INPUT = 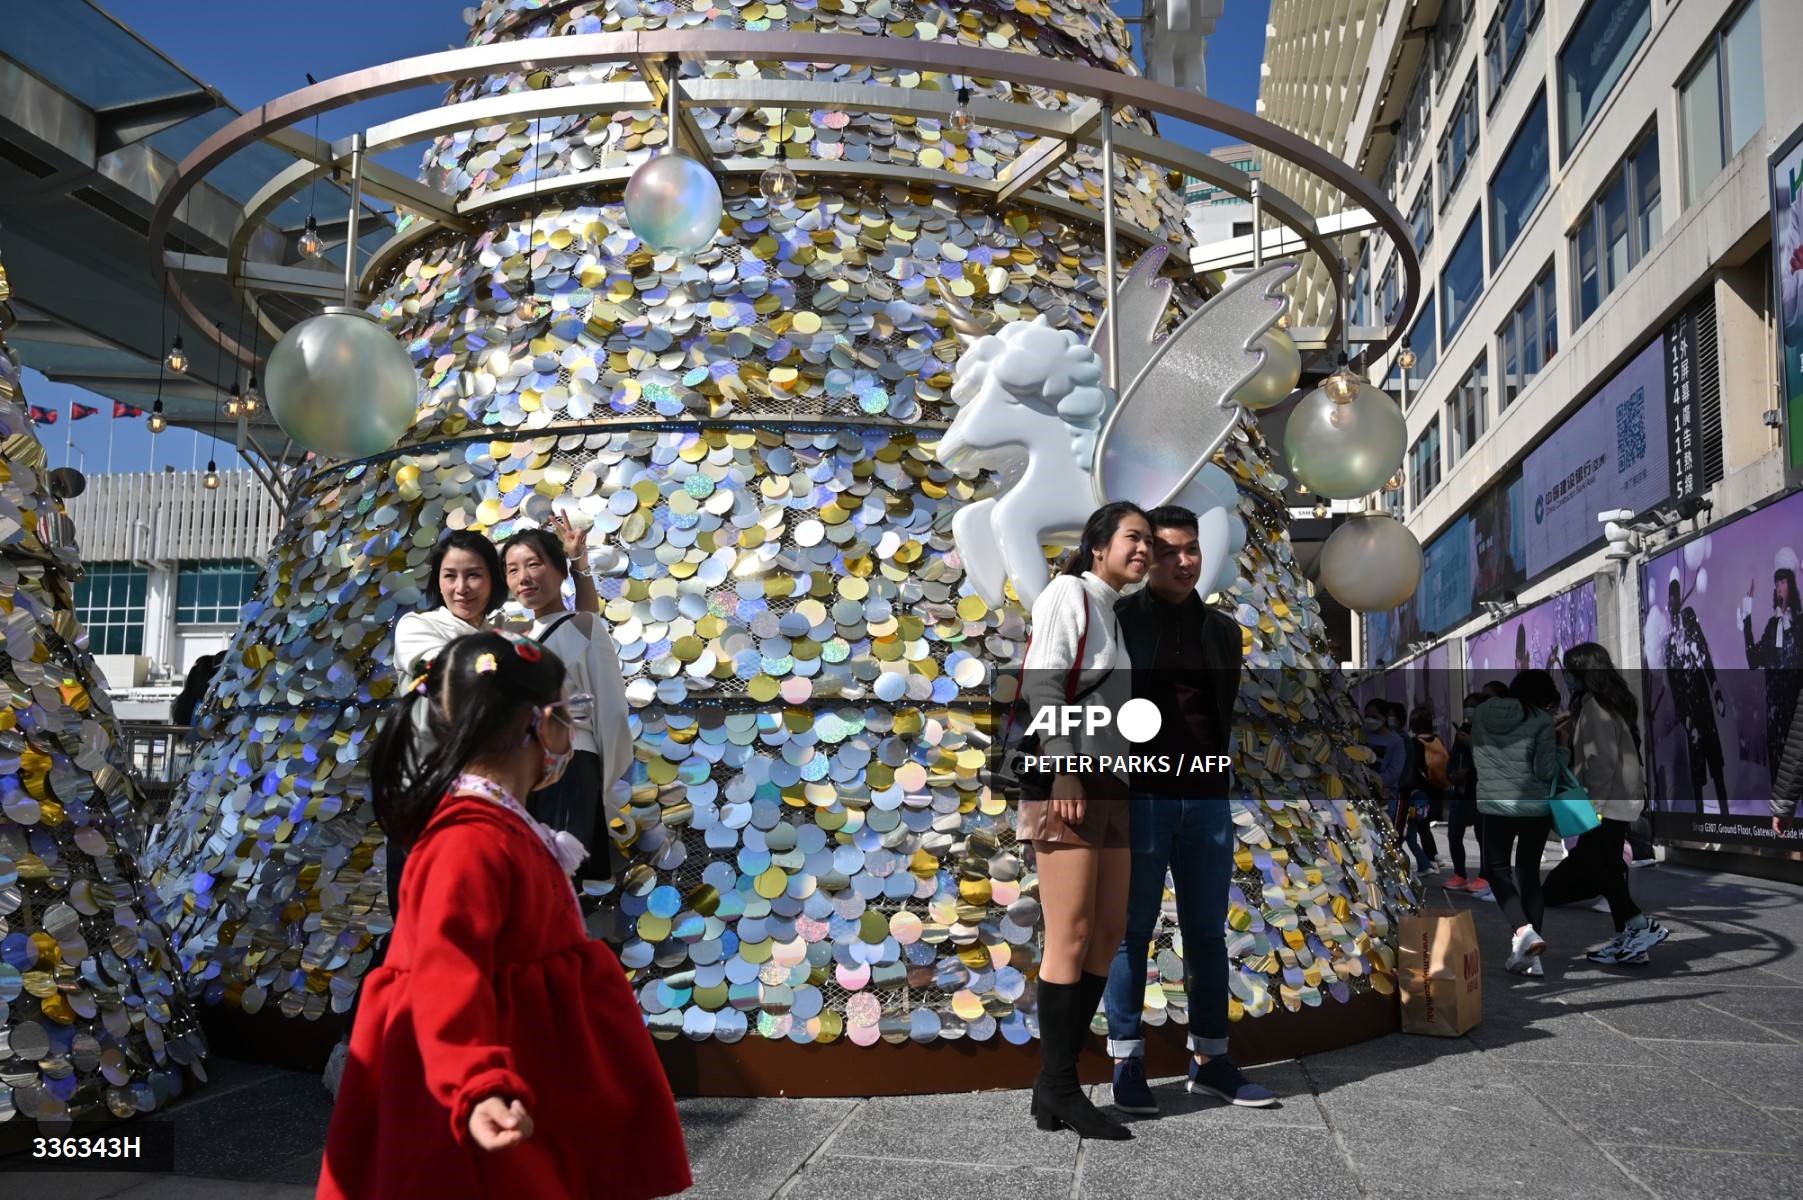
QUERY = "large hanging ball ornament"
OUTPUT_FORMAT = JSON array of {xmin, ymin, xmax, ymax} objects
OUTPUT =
[
  {"xmin": 1318, "ymin": 513, "xmax": 1424, "ymax": 612},
  {"xmin": 1234, "ymin": 329, "xmax": 1302, "ymax": 410},
  {"xmin": 624, "ymin": 152, "xmax": 723, "ymax": 256},
  {"xmin": 264, "ymin": 307, "xmax": 418, "ymax": 460},
  {"xmin": 1283, "ymin": 381, "xmax": 1407, "ymax": 499}
]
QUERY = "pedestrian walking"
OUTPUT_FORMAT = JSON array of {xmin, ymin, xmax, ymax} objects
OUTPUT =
[
  {"xmin": 1543, "ymin": 643, "xmax": 1670, "ymax": 964},
  {"xmin": 502, "ymin": 520, "xmax": 634, "ymax": 900},
  {"xmin": 1405, "ymin": 705, "xmax": 1447, "ymax": 874},
  {"xmin": 1471, "ymin": 670, "xmax": 1567, "ymax": 976},
  {"xmin": 1362, "ymin": 697, "xmax": 1408, "ymax": 840},
  {"xmin": 1019, "ymin": 501, "xmax": 1149, "ymax": 1141},
  {"xmin": 1102, "ymin": 506, "xmax": 1274, "ymax": 1117},
  {"xmin": 1444, "ymin": 691, "xmax": 1493, "ymax": 899},
  {"xmin": 318, "ymin": 631, "xmax": 691, "ymax": 1199}
]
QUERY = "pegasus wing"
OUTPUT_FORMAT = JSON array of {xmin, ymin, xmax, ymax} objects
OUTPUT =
[
  {"xmin": 1093, "ymin": 261, "xmax": 1296, "ymax": 510},
  {"xmin": 1089, "ymin": 244, "xmax": 1176, "ymax": 393}
]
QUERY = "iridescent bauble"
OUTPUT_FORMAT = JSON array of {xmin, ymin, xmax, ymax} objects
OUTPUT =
[
  {"xmin": 264, "ymin": 307, "xmax": 419, "ymax": 460},
  {"xmin": 760, "ymin": 164, "xmax": 798, "ymax": 205},
  {"xmin": 1282, "ymin": 381, "xmax": 1406, "ymax": 499},
  {"xmin": 1318, "ymin": 514, "xmax": 1424, "ymax": 612},
  {"xmin": 1233, "ymin": 329, "xmax": 1301, "ymax": 410},
  {"xmin": 624, "ymin": 152, "xmax": 723, "ymax": 256}
]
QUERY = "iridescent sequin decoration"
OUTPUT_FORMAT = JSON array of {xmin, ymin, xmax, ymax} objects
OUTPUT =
[
  {"xmin": 0, "ymin": 252, "xmax": 206, "ymax": 1125},
  {"xmin": 142, "ymin": 0, "xmax": 1415, "ymax": 1050}
]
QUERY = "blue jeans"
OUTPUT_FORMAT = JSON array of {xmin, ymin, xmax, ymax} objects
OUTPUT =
[{"xmin": 1104, "ymin": 792, "xmax": 1233, "ymax": 1059}]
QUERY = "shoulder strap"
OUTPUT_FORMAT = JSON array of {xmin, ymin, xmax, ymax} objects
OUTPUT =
[
  {"xmin": 535, "ymin": 612, "xmax": 578, "ymax": 645},
  {"xmin": 1065, "ymin": 592, "xmax": 1090, "ymax": 704}
]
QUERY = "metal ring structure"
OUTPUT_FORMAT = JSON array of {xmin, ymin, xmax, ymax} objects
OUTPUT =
[{"xmin": 147, "ymin": 31, "xmax": 1419, "ymax": 375}]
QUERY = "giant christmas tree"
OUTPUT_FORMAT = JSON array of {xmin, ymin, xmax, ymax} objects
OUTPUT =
[
  {"xmin": 143, "ymin": 0, "xmax": 1413, "ymax": 1053},
  {"xmin": 0, "ymin": 248, "xmax": 206, "ymax": 1127}
]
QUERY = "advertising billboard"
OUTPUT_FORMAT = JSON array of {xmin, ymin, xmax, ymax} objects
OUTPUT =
[
  {"xmin": 1522, "ymin": 342, "xmax": 1670, "ymax": 577},
  {"xmin": 1466, "ymin": 580, "xmax": 1600, "ymax": 691},
  {"xmin": 1639, "ymin": 488, "xmax": 1803, "ymax": 849},
  {"xmin": 1773, "ymin": 125, "xmax": 1803, "ymax": 470}
]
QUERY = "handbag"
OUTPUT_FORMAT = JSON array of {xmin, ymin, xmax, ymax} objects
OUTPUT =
[{"xmin": 1547, "ymin": 766, "xmax": 1601, "ymax": 838}]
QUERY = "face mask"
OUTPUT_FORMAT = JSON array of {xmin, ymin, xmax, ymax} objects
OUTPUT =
[
  {"xmin": 1563, "ymin": 669, "xmax": 1582, "ymax": 696},
  {"xmin": 530, "ymin": 714, "xmax": 575, "ymax": 788},
  {"xmin": 1363, "ymin": 716, "xmax": 1385, "ymax": 733}
]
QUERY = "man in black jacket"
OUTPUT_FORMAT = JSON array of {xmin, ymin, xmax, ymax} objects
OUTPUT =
[{"xmin": 1102, "ymin": 505, "xmax": 1274, "ymax": 1115}]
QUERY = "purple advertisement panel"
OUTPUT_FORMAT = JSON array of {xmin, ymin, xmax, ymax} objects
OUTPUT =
[
  {"xmin": 1523, "ymin": 341, "xmax": 1670, "ymax": 577},
  {"xmin": 1466, "ymin": 580, "xmax": 1599, "ymax": 692},
  {"xmin": 1639, "ymin": 489, "xmax": 1803, "ymax": 849}
]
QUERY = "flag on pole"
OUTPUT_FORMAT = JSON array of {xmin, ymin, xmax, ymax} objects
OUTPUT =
[
  {"xmin": 28, "ymin": 405, "xmax": 56, "ymax": 424},
  {"xmin": 70, "ymin": 402, "xmax": 99, "ymax": 420},
  {"xmin": 113, "ymin": 402, "xmax": 145, "ymax": 418}
]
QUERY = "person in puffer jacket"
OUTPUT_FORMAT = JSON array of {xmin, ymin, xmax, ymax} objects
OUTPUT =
[{"xmin": 1471, "ymin": 670, "xmax": 1568, "ymax": 977}]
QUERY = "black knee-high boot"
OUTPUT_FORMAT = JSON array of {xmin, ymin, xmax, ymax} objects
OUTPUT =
[{"xmin": 1032, "ymin": 980, "xmax": 1131, "ymax": 1139}]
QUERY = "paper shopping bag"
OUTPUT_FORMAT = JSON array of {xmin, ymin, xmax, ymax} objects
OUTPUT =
[{"xmin": 1398, "ymin": 909, "xmax": 1482, "ymax": 1037}]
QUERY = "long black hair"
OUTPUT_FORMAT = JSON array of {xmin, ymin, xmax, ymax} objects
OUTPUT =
[
  {"xmin": 371, "ymin": 631, "xmax": 567, "ymax": 849},
  {"xmin": 423, "ymin": 530, "xmax": 505, "ymax": 614},
  {"xmin": 1564, "ymin": 641, "xmax": 1641, "ymax": 749},
  {"xmin": 1507, "ymin": 668, "xmax": 1561, "ymax": 718},
  {"xmin": 1059, "ymin": 500, "xmax": 1149, "ymax": 577},
  {"xmin": 501, "ymin": 526, "xmax": 569, "ymax": 583}
]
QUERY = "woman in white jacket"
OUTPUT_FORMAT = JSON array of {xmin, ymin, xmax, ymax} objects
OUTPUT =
[
  {"xmin": 1019, "ymin": 501, "xmax": 1150, "ymax": 1141},
  {"xmin": 502, "ymin": 523, "xmax": 634, "ymax": 900},
  {"xmin": 1543, "ymin": 643, "xmax": 1670, "ymax": 965}
]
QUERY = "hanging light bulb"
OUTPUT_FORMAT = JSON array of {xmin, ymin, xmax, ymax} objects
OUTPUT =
[
  {"xmin": 1296, "ymin": 481, "xmax": 1310, "ymax": 496},
  {"xmin": 1324, "ymin": 355, "xmax": 1361, "ymax": 404},
  {"xmin": 299, "ymin": 214, "xmax": 323, "ymax": 259},
  {"xmin": 951, "ymin": 86, "xmax": 974, "ymax": 133},
  {"xmin": 165, "ymin": 336, "xmax": 188, "ymax": 374},
  {"xmin": 1276, "ymin": 311, "xmax": 1291, "ymax": 330},
  {"xmin": 147, "ymin": 401, "xmax": 167, "ymax": 435},
  {"xmin": 1384, "ymin": 469, "xmax": 1405, "ymax": 492},
  {"xmin": 1313, "ymin": 501, "xmax": 1330, "ymax": 520},
  {"xmin": 242, "ymin": 376, "xmax": 261, "ymax": 414},
  {"xmin": 204, "ymin": 460, "xmax": 221, "ymax": 490},
  {"xmin": 517, "ymin": 293, "xmax": 545, "ymax": 321},
  {"xmin": 225, "ymin": 383, "xmax": 243, "ymax": 419},
  {"xmin": 1399, "ymin": 346, "xmax": 1417, "ymax": 370},
  {"xmin": 760, "ymin": 163, "xmax": 798, "ymax": 206}
]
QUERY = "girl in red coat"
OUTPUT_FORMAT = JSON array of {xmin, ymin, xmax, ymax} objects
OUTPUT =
[{"xmin": 318, "ymin": 631, "xmax": 691, "ymax": 1199}]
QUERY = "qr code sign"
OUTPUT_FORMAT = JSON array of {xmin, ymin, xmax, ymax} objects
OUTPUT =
[{"xmin": 1616, "ymin": 387, "xmax": 1646, "ymax": 470}]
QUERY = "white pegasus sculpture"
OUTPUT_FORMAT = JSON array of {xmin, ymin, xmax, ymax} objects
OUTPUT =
[{"xmin": 936, "ymin": 247, "xmax": 1297, "ymax": 609}]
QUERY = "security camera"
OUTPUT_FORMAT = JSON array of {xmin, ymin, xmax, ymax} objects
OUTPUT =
[{"xmin": 1596, "ymin": 509, "xmax": 1636, "ymax": 525}]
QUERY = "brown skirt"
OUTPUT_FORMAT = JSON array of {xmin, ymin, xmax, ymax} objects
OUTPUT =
[{"xmin": 1017, "ymin": 773, "xmax": 1131, "ymax": 848}]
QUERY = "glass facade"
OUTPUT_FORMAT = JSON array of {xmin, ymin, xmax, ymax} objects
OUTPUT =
[
  {"xmin": 1500, "ymin": 263, "xmax": 1558, "ymax": 407},
  {"xmin": 75, "ymin": 563, "xmax": 147, "ymax": 656},
  {"xmin": 1449, "ymin": 353, "xmax": 1491, "ymax": 461},
  {"xmin": 176, "ymin": 561, "xmax": 260, "ymax": 624},
  {"xmin": 1410, "ymin": 419, "xmax": 1443, "ymax": 506},
  {"xmin": 1485, "ymin": 0, "xmax": 1543, "ymax": 106},
  {"xmin": 1441, "ymin": 217, "xmax": 1486, "ymax": 344},
  {"xmin": 1572, "ymin": 129, "xmax": 1661, "ymax": 325},
  {"xmin": 1490, "ymin": 91, "xmax": 1549, "ymax": 266},
  {"xmin": 1439, "ymin": 72, "xmax": 1480, "ymax": 207},
  {"xmin": 1410, "ymin": 186, "xmax": 1433, "ymax": 254},
  {"xmin": 1408, "ymin": 295, "xmax": 1439, "ymax": 387},
  {"xmin": 1680, "ymin": 1, "xmax": 1765, "ymax": 202},
  {"xmin": 1558, "ymin": 0, "xmax": 1652, "ymax": 155}
]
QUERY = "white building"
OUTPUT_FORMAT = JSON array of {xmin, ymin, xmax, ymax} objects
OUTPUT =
[
  {"xmin": 63, "ymin": 469, "xmax": 283, "ymax": 718},
  {"xmin": 1262, "ymin": 0, "xmax": 1799, "ymax": 669},
  {"xmin": 1183, "ymin": 142, "xmax": 1264, "ymax": 267}
]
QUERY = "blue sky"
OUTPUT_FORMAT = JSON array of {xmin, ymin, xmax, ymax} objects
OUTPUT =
[{"xmin": 29, "ymin": 0, "xmax": 1271, "ymax": 475}]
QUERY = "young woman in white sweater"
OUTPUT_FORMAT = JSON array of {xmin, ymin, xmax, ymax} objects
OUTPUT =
[
  {"xmin": 1543, "ymin": 643, "xmax": 1669, "ymax": 964},
  {"xmin": 1020, "ymin": 501, "xmax": 1150, "ymax": 1140}
]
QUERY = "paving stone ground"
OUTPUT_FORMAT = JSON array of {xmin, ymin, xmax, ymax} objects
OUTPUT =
[{"xmin": 13, "ymin": 839, "xmax": 1803, "ymax": 1199}]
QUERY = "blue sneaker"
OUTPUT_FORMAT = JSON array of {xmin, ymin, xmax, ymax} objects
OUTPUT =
[
  {"xmin": 1110, "ymin": 1056, "xmax": 1158, "ymax": 1116},
  {"xmin": 1188, "ymin": 1057, "xmax": 1277, "ymax": 1107}
]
